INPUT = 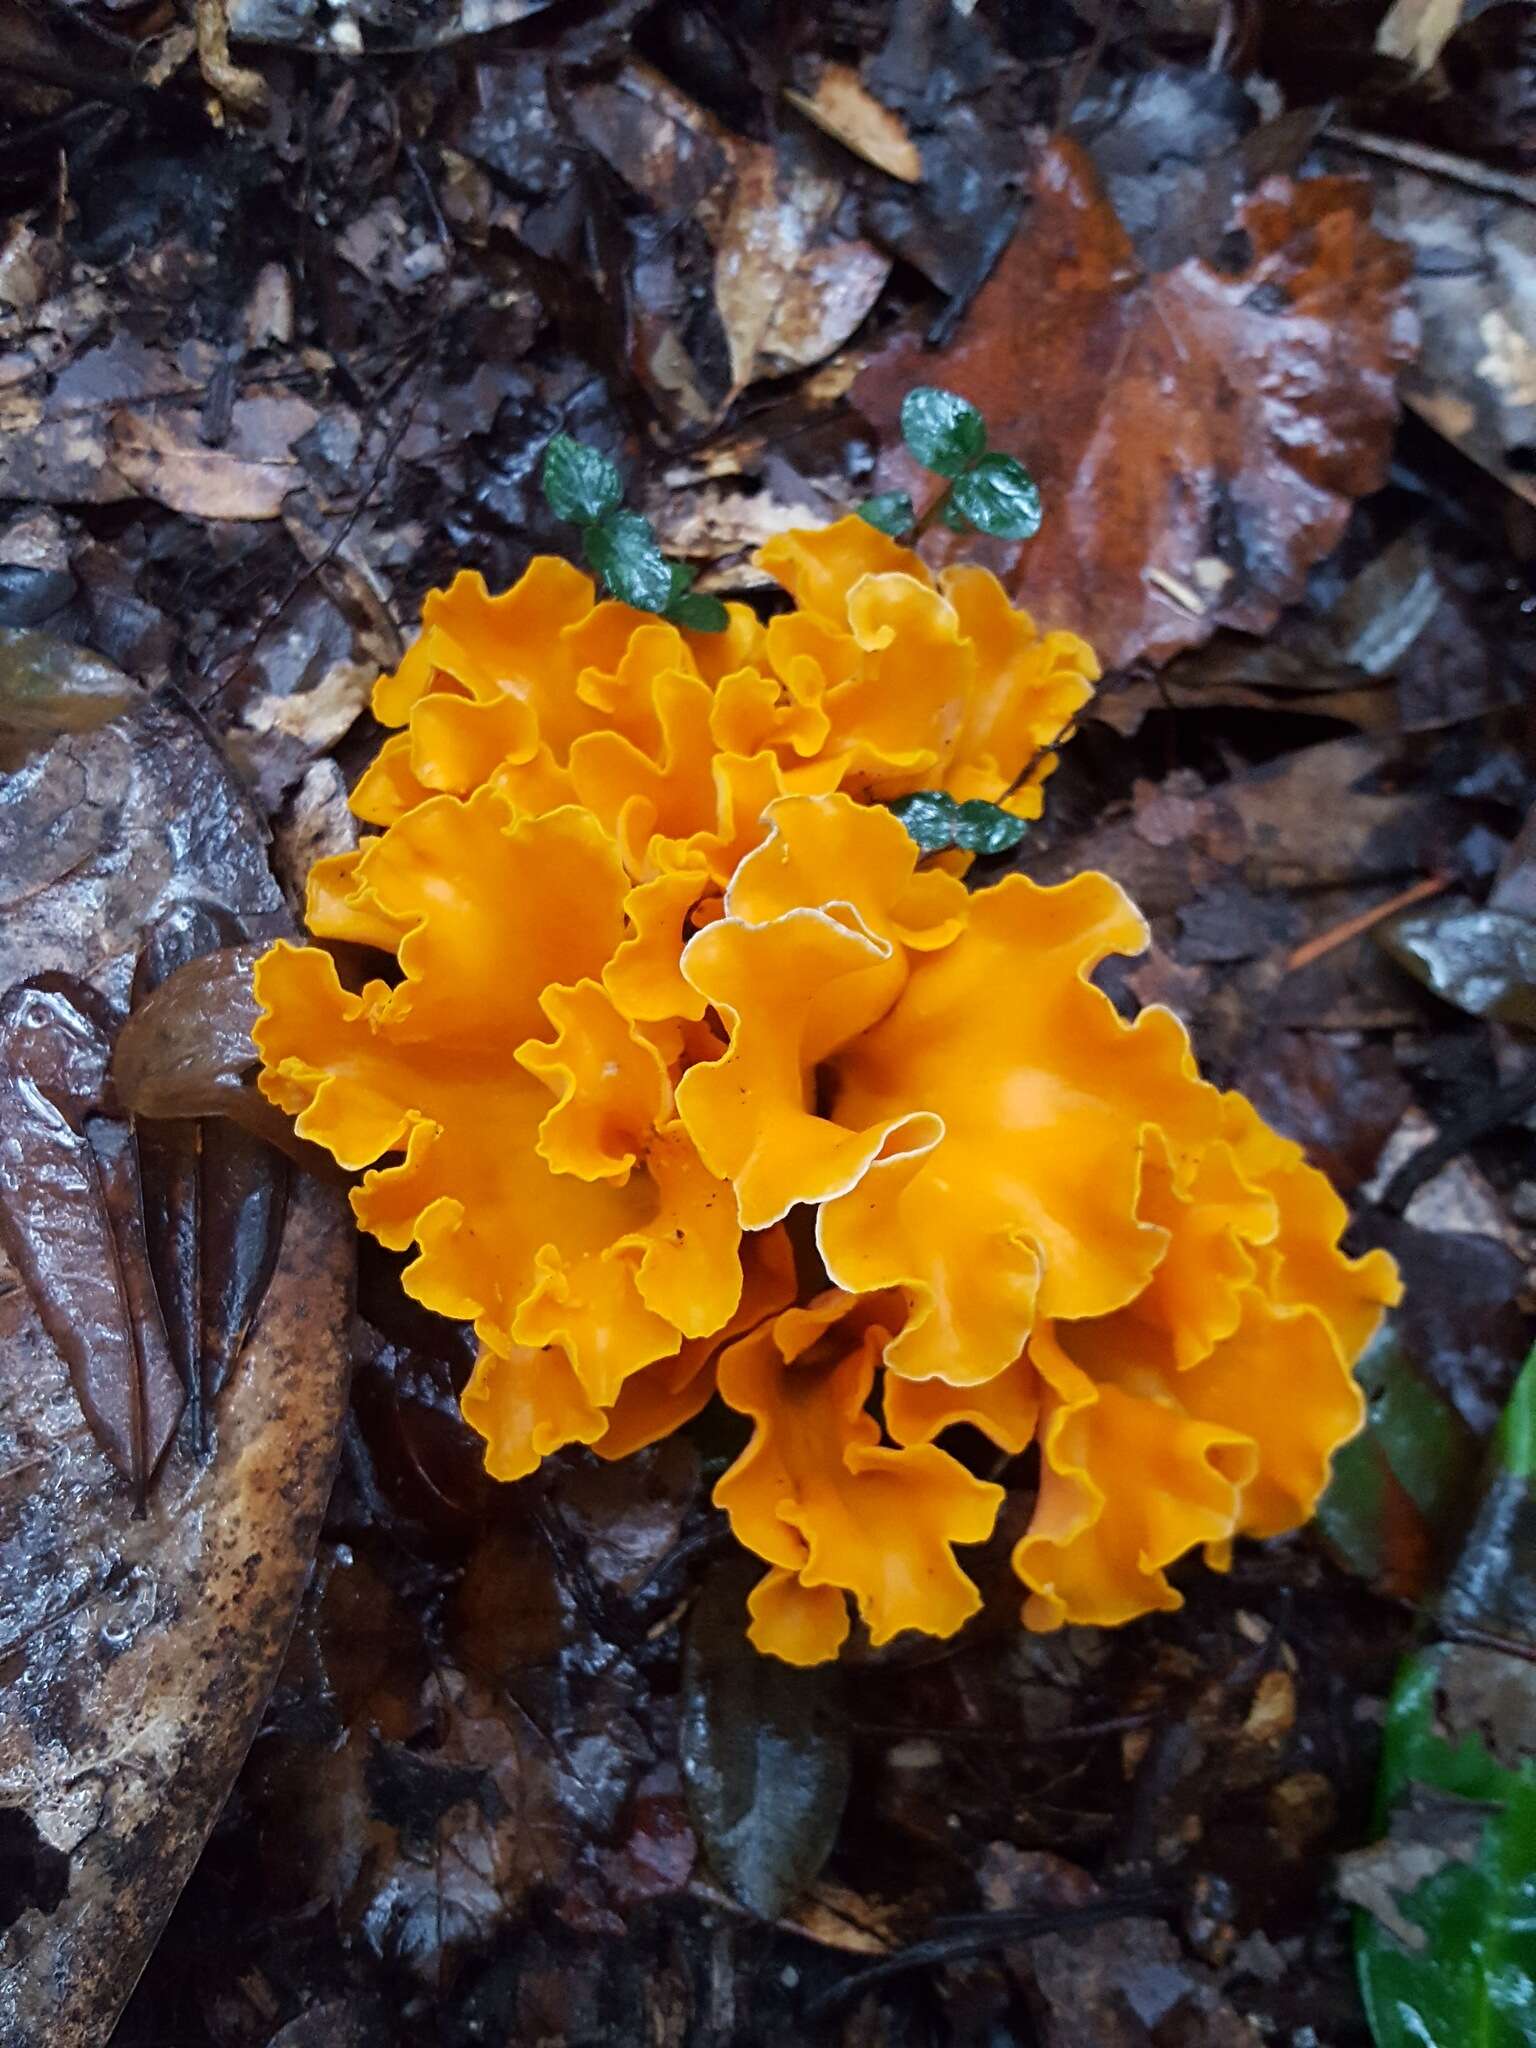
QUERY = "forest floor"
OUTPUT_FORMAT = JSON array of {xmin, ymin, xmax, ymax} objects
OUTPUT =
[{"xmin": 1, "ymin": 2, "xmax": 1534, "ymax": 2044}]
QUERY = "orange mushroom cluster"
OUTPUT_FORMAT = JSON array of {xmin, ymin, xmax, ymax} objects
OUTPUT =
[{"xmin": 254, "ymin": 518, "xmax": 1400, "ymax": 1662}]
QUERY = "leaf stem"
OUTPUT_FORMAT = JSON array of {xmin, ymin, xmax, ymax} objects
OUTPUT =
[{"xmin": 910, "ymin": 485, "xmax": 954, "ymax": 540}]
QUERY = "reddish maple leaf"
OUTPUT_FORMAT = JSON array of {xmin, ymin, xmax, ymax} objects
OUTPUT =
[{"xmin": 855, "ymin": 137, "xmax": 1418, "ymax": 672}]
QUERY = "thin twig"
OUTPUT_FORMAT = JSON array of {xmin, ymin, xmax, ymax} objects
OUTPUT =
[
  {"xmin": 1436, "ymin": 1619, "xmax": 1536, "ymax": 1666},
  {"xmin": 1284, "ymin": 873, "xmax": 1449, "ymax": 975},
  {"xmin": 805, "ymin": 1889, "xmax": 1168, "ymax": 2015},
  {"xmin": 1379, "ymin": 1067, "xmax": 1536, "ymax": 1216},
  {"xmin": 1325, "ymin": 124, "xmax": 1536, "ymax": 209}
]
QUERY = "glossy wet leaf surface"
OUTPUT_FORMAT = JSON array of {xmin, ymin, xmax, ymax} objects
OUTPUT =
[
  {"xmin": 0, "ymin": 976, "xmax": 182, "ymax": 1496},
  {"xmin": 1380, "ymin": 900, "xmax": 1536, "ymax": 1030},
  {"xmin": 680, "ymin": 1559, "xmax": 851, "ymax": 1920},
  {"xmin": 1318, "ymin": 1323, "xmax": 1481, "ymax": 1601},
  {"xmin": 856, "ymin": 137, "xmax": 1416, "ymax": 670},
  {"xmin": 0, "ymin": 629, "xmax": 142, "ymax": 771},
  {"xmin": 0, "ymin": 700, "xmax": 352, "ymax": 2048},
  {"xmin": 3, "ymin": 5, "xmax": 1536, "ymax": 2043},
  {"xmin": 131, "ymin": 903, "xmax": 287, "ymax": 1454}
]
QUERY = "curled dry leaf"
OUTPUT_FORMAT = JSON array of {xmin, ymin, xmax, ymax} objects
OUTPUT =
[
  {"xmin": 132, "ymin": 903, "xmax": 288, "ymax": 1455},
  {"xmin": 855, "ymin": 137, "xmax": 1417, "ymax": 671},
  {"xmin": 0, "ymin": 975, "xmax": 182, "ymax": 1499}
]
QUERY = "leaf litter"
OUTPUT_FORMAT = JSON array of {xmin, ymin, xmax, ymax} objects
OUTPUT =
[{"xmin": 0, "ymin": 2, "xmax": 1532, "ymax": 2045}]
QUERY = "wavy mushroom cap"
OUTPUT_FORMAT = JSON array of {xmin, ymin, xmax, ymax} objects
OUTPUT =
[{"xmin": 253, "ymin": 525, "xmax": 1397, "ymax": 1662}]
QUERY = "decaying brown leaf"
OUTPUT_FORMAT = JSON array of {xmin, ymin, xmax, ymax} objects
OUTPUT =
[
  {"xmin": 0, "ymin": 700, "xmax": 351, "ymax": 2048},
  {"xmin": 784, "ymin": 63, "xmax": 923, "ymax": 183},
  {"xmin": 856, "ymin": 138, "xmax": 1418, "ymax": 671},
  {"xmin": 131, "ymin": 904, "xmax": 287, "ymax": 1455},
  {"xmin": 0, "ymin": 628, "xmax": 143, "ymax": 770},
  {"xmin": 0, "ymin": 976, "xmax": 182, "ymax": 1497},
  {"xmin": 109, "ymin": 395, "xmax": 318, "ymax": 522}
]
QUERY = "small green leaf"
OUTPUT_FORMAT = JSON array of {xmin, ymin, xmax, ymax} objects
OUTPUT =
[
  {"xmin": 950, "ymin": 452, "xmax": 1044, "ymax": 541},
  {"xmin": 888, "ymin": 791, "xmax": 961, "ymax": 854},
  {"xmin": 899, "ymin": 388, "xmax": 987, "ymax": 478},
  {"xmin": 889, "ymin": 791, "xmax": 1029, "ymax": 857},
  {"xmin": 952, "ymin": 799, "xmax": 1030, "ymax": 855},
  {"xmin": 583, "ymin": 509, "xmax": 674, "ymax": 615},
  {"xmin": 669, "ymin": 591, "xmax": 731, "ymax": 633},
  {"xmin": 856, "ymin": 492, "xmax": 916, "ymax": 537},
  {"xmin": 939, "ymin": 497, "xmax": 970, "ymax": 533},
  {"xmin": 541, "ymin": 433, "xmax": 623, "ymax": 527},
  {"xmin": 1353, "ymin": 1348, "xmax": 1536, "ymax": 2048}
]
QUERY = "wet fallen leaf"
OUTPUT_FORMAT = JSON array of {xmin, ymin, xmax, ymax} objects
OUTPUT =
[
  {"xmin": 714, "ymin": 144, "xmax": 890, "ymax": 396},
  {"xmin": 0, "ymin": 700, "xmax": 351, "ymax": 2048},
  {"xmin": 132, "ymin": 903, "xmax": 287, "ymax": 1455},
  {"xmin": 0, "ymin": 628, "xmax": 142, "ymax": 771},
  {"xmin": 112, "ymin": 941, "xmax": 335, "ymax": 1173},
  {"xmin": 244, "ymin": 658, "xmax": 375, "ymax": 752},
  {"xmin": 109, "ymin": 396, "xmax": 318, "ymax": 523},
  {"xmin": 0, "ymin": 696, "xmax": 287, "ymax": 998},
  {"xmin": 680, "ymin": 1558, "xmax": 851, "ymax": 1920},
  {"xmin": 1380, "ymin": 898, "xmax": 1536, "ymax": 1029},
  {"xmin": 1318, "ymin": 1323, "xmax": 1481, "ymax": 1600},
  {"xmin": 1354, "ymin": 1350, "xmax": 1536, "ymax": 2048},
  {"xmin": 783, "ymin": 63, "xmax": 923, "ymax": 183},
  {"xmin": 1376, "ymin": 0, "xmax": 1469, "ymax": 72},
  {"xmin": 226, "ymin": 0, "xmax": 555, "ymax": 48},
  {"xmin": 0, "ymin": 975, "xmax": 182, "ymax": 1497},
  {"xmin": 856, "ymin": 138, "xmax": 1417, "ymax": 670}
]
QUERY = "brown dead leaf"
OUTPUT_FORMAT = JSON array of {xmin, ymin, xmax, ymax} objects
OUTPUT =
[
  {"xmin": 195, "ymin": 0, "xmax": 270, "ymax": 119},
  {"xmin": 855, "ymin": 138, "xmax": 1417, "ymax": 671},
  {"xmin": 0, "ymin": 700, "xmax": 351, "ymax": 2047},
  {"xmin": 110, "ymin": 395, "xmax": 318, "ymax": 522},
  {"xmin": 711, "ymin": 145, "xmax": 889, "ymax": 400},
  {"xmin": 245, "ymin": 658, "xmax": 374, "ymax": 750},
  {"xmin": 784, "ymin": 63, "xmax": 922, "ymax": 183}
]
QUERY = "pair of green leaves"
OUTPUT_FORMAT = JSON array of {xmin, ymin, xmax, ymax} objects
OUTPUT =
[
  {"xmin": 888, "ymin": 789, "xmax": 1029, "ymax": 857},
  {"xmin": 541, "ymin": 435, "xmax": 728, "ymax": 633},
  {"xmin": 859, "ymin": 388, "xmax": 1043, "ymax": 544}
]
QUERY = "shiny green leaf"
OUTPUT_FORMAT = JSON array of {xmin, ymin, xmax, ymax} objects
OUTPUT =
[
  {"xmin": 952, "ymin": 799, "xmax": 1030, "ymax": 855},
  {"xmin": 856, "ymin": 492, "xmax": 916, "ymax": 537},
  {"xmin": 583, "ymin": 509, "xmax": 674, "ymax": 615},
  {"xmin": 1317, "ymin": 1323, "xmax": 1480, "ymax": 1600},
  {"xmin": 899, "ymin": 387, "xmax": 986, "ymax": 478},
  {"xmin": 668, "ymin": 590, "xmax": 731, "ymax": 633},
  {"xmin": 950, "ymin": 452, "xmax": 1043, "ymax": 540},
  {"xmin": 540, "ymin": 433, "xmax": 623, "ymax": 526},
  {"xmin": 888, "ymin": 790, "xmax": 961, "ymax": 854}
]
